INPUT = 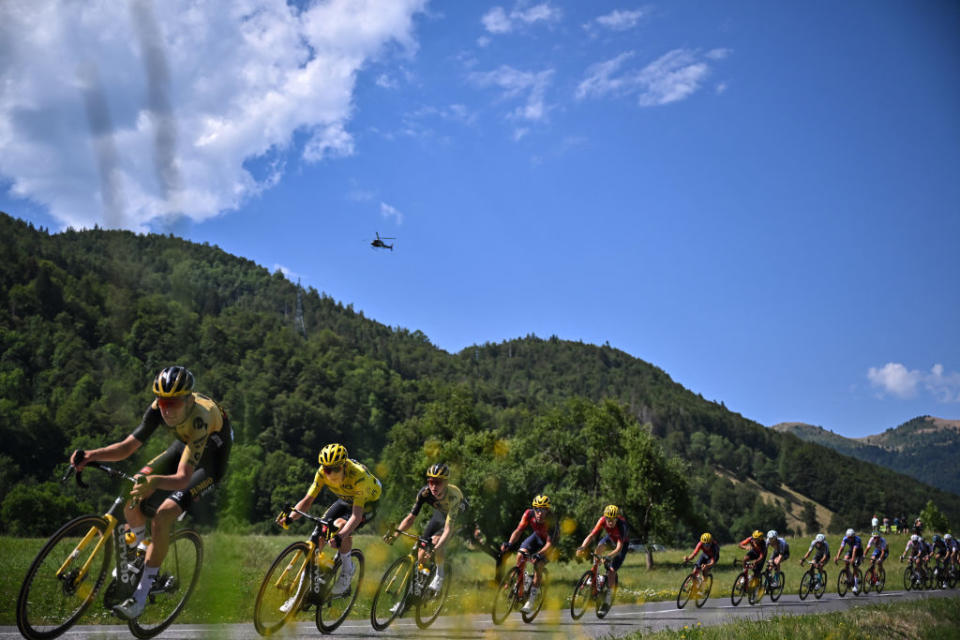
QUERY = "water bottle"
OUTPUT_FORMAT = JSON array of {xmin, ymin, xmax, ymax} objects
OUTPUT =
[{"xmin": 597, "ymin": 574, "xmax": 606, "ymax": 589}]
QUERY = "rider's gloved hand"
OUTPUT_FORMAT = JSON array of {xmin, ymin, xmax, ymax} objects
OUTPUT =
[
  {"xmin": 383, "ymin": 531, "xmax": 398, "ymax": 545},
  {"xmin": 275, "ymin": 512, "xmax": 290, "ymax": 529},
  {"xmin": 576, "ymin": 547, "xmax": 588, "ymax": 559}
]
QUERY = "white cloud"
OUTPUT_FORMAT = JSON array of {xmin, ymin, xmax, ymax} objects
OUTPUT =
[
  {"xmin": 576, "ymin": 48, "xmax": 723, "ymax": 107},
  {"xmin": 867, "ymin": 362, "xmax": 960, "ymax": 402},
  {"xmin": 0, "ymin": 0, "xmax": 427, "ymax": 231},
  {"xmin": 481, "ymin": 2, "xmax": 561, "ymax": 35},
  {"xmin": 469, "ymin": 65, "xmax": 555, "ymax": 132},
  {"xmin": 586, "ymin": 8, "xmax": 649, "ymax": 33},
  {"xmin": 380, "ymin": 201, "xmax": 404, "ymax": 224}
]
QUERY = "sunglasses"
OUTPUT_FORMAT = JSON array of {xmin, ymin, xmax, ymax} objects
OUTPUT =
[
  {"xmin": 427, "ymin": 477, "xmax": 445, "ymax": 485},
  {"xmin": 322, "ymin": 465, "xmax": 343, "ymax": 474},
  {"xmin": 157, "ymin": 396, "xmax": 185, "ymax": 410}
]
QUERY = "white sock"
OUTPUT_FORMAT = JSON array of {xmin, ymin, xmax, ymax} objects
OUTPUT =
[
  {"xmin": 134, "ymin": 566, "xmax": 159, "ymax": 605},
  {"xmin": 339, "ymin": 552, "xmax": 353, "ymax": 574}
]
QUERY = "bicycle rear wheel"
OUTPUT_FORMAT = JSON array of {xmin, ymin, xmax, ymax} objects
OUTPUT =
[
  {"xmin": 814, "ymin": 570, "xmax": 826, "ymax": 599},
  {"xmin": 491, "ymin": 566, "xmax": 519, "ymax": 625},
  {"xmin": 521, "ymin": 569, "xmax": 545, "ymax": 623},
  {"xmin": 317, "ymin": 549, "xmax": 363, "ymax": 634},
  {"xmin": 254, "ymin": 541, "xmax": 310, "ymax": 636},
  {"xmin": 17, "ymin": 515, "xmax": 112, "ymax": 640},
  {"xmin": 676, "ymin": 574, "xmax": 694, "ymax": 609},
  {"xmin": 128, "ymin": 529, "xmax": 202, "ymax": 639},
  {"xmin": 769, "ymin": 570, "xmax": 784, "ymax": 602},
  {"xmin": 415, "ymin": 562, "xmax": 450, "ymax": 629},
  {"xmin": 695, "ymin": 574, "xmax": 712, "ymax": 608},
  {"xmin": 876, "ymin": 567, "xmax": 885, "ymax": 593},
  {"xmin": 371, "ymin": 556, "xmax": 413, "ymax": 631},
  {"xmin": 852, "ymin": 568, "xmax": 863, "ymax": 596}
]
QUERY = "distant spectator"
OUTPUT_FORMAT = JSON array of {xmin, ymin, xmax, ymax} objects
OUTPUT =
[
  {"xmin": 893, "ymin": 517, "xmax": 900, "ymax": 534},
  {"xmin": 914, "ymin": 518, "xmax": 923, "ymax": 536},
  {"xmin": 871, "ymin": 514, "xmax": 879, "ymax": 531}
]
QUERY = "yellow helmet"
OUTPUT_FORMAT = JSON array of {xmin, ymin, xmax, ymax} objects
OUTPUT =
[
  {"xmin": 603, "ymin": 504, "xmax": 621, "ymax": 519},
  {"xmin": 701, "ymin": 532, "xmax": 713, "ymax": 544},
  {"xmin": 426, "ymin": 463, "xmax": 449, "ymax": 479},
  {"xmin": 152, "ymin": 366, "xmax": 194, "ymax": 398},
  {"xmin": 532, "ymin": 494, "xmax": 551, "ymax": 509},
  {"xmin": 318, "ymin": 443, "xmax": 348, "ymax": 467},
  {"xmin": 752, "ymin": 530, "xmax": 764, "ymax": 539}
]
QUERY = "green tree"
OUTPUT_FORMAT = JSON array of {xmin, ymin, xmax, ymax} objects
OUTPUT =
[{"xmin": 919, "ymin": 500, "xmax": 949, "ymax": 533}]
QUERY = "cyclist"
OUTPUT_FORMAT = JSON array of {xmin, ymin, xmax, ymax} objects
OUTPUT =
[
  {"xmin": 386, "ymin": 463, "xmax": 466, "ymax": 593},
  {"xmin": 945, "ymin": 533, "xmax": 958, "ymax": 567},
  {"xmin": 501, "ymin": 494, "xmax": 559, "ymax": 614},
  {"xmin": 278, "ymin": 443, "xmax": 382, "ymax": 600},
  {"xmin": 738, "ymin": 530, "xmax": 767, "ymax": 584},
  {"xmin": 682, "ymin": 532, "xmax": 720, "ymax": 582},
  {"xmin": 865, "ymin": 531, "xmax": 889, "ymax": 581},
  {"xmin": 800, "ymin": 533, "xmax": 830, "ymax": 580},
  {"xmin": 69, "ymin": 366, "xmax": 232, "ymax": 620},
  {"xmin": 930, "ymin": 534, "xmax": 949, "ymax": 580},
  {"xmin": 766, "ymin": 530, "xmax": 790, "ymax": 579},
  {"xmin": 900, "ymin": 534, "xmax": 923, "ymax": 568},
  {"xmin": 577, "ymin": 504, "xmax": 630, "ymax": 608},
  {"xmin": 834, "ymin": 528, "xmax": 864, "ymax": 593}
]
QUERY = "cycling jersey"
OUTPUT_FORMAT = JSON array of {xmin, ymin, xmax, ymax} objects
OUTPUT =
[
  {"xmin": 808, "ymin": 540, "xmax": 830, "ymax": 558},
  {"xmin": 589, "ymin": 516, "xmax": 629, "ymax": 547},
  {"xmin": 840, "ymin": 535, "xmax": 863, "ymax": 551},
  {"xmin": 409, "ymin": 484, "xmax": 466, "ymax": 528},
  {"xmin": 692, "ymin": 540, "xmax": 720, "ymax": 561},
  {"xmin": 307, "ymin": 458, "xmax": 382, "ymax": 507},
  {"xmin": 947, "ymin": 539, "xmax": 959, "ymax": 553},
  {"xmin": 770, "ymin": 538, "xmax": 790, "ymax": 557},
  {"xmin": 740, "ymin": 536, "xmax": 767, "ymax": 555},
  {"xmin": 133, "ymin": 393, "xmax": 227, "ymax": 469},
  {"xmin": 867, "ymin": 535, "xmax": 887, "ymax": 551},
  {"xmin": 904, "ymin": 539, "xmax": 922, "ymax": 557},
  {"xmin": 517, "ymin": 508, "xmax": 558, "ymax": 542}
]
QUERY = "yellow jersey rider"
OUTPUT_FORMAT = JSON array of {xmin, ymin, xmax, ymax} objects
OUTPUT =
[
  {"xmin": 70, "ymin": 366, "xmax": 232, "ymax": 620},
  {"xmin": 387, "ymin": 463, "xmax": 466, "ymax": 594},
  {"xmin": 278, "ymin": 443, "xmax": 382, "ymax": 596}
]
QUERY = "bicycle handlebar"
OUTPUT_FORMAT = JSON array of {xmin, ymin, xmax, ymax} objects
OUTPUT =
[{"xmin": 64, "ymin": 451, "xmax": 140, "ymax": 488}]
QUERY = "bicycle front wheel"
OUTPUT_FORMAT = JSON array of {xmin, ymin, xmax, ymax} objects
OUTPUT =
[
  {"xmin": 799, "ymin": 570, "xmax": 812, "ymax": 600},
  {"xmin": 695, "ymin": 574, "xmax": 712, "ymax": 608},
  {"xmin": 676, "ymin": 574, "xmax": 694, "ymax": 609},
  {"xmin": 837, "ymin": 568, "xmax": 849, "ymax": 597},
  {"xmin": 317, "ymin": 549, "xmax": 363, "ymax": 634},
  {"xmin": 730, "ymin": 573, "xmax": 746, "ymax": 606},
  {"xmin": 492, "ymin": 566, "xmax": 520, "ymax": 625},
  {"xmin": 17, "ymin": 515, "xmax": 112, "ymax": 640},
  {"xmin": 415, "ymin": 562, "xmax": 451, "ymax": 629},
  {"xmin": 371, "ymin": 556, "xmax": 412, "ymax": 631},
  {"xmin": 570, "ymin": 571, "xmax": 592, "ymax": 619},
  {"xmin": 128, "ymin": 529, "xmax": 202, "ymax": 639},
  {"xmin": 254, "ymin": 541, "xmax": 311, "ymax": 636}
]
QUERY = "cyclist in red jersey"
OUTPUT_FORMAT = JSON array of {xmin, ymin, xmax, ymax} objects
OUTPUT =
[
  {"xmin": 683, "ymin": 532, "xmax": 720, "ymax": 580},
  {"xmin": 501, "ymin": 494, "xmax": 558, "ymax": 613},
  {"xmin": 576, "ymin": 504, "xmax": 629, "ymax": 608},
  {"xmin": 738, "ymin": 530, "xmax": 767, "ymax": 582}
]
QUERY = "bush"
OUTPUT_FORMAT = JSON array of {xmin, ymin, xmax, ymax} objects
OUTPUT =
[{"xmin": 1, "ymin": 481, "xmax": 93, "ymax": 536}]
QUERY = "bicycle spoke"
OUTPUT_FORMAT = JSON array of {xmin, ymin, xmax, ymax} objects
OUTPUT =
[{"xmin": 129, "ymin": 529, "xmax": 202, "ymax": 639}]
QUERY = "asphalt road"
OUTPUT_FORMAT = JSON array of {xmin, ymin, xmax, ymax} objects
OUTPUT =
[{"xmin": 3, "ymin": 589, "xmax": 957, "ymax": 639}]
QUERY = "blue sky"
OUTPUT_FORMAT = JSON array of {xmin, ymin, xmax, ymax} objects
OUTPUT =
[{"xmin": 2, "ymin": 0, "xmax": 958, "ymax": 438}]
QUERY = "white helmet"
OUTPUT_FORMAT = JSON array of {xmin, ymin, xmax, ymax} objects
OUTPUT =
[
  {"xmin": 845, "ymin": 528, "xmax": 855, "ymax": 537},
  {"xmin": 946, "ymin": 533, "xmax": 953, "ymax": 541},
  {"xmin": 815, "ymin": 533, "xmax": 826, "ymax": 543},
  {"xmin": 911, "ymin": 534, "xmax": 919, "ymax": 542},
  {"xmin": 767, "ymin": 529, "xmax": 778, "ymax": 539}
]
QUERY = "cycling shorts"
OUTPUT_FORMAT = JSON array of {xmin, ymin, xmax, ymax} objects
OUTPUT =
[
  {"xmin": 520, "ymin": 532, "xmax": 547, "ymax": 557},
  {"xmin": 423, "ymin": 511, "xmax": 447, "ymax": 540},
  {"xmin": 597, "ymin": 535, "xmax": 629, "ymax": 570},
  {"xmin": 696, "ymin": 553, "xmax": 716, "ymax": 569},
  {"xmin": 322, "ymin": 497, "xmax": 378, "ymax": 531}
]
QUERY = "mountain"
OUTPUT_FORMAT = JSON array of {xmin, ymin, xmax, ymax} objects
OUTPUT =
[
  {"xmin": 772, "ymin": 417, "xmax": 960, "ymax": 495},
  {"xmin": 2, "ymin": 211, "xmax": 959, "ymax": 542}
]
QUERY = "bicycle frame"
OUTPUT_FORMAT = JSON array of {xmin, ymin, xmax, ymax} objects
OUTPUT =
[{"xmin": 274, "ymin": 506, "xmax": 339, "ymax": 604}]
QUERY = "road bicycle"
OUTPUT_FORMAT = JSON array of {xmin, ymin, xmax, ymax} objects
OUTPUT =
[
  {"xmin": 862, "ymin": 556, "xmax": 886, "ymax": 594},
  {"xmin": 16, "ymin": 458, "xmax": 202, "ymax": 640},
  {"xmin": 370, "ymin": 530, "xmax": 450, "ymax": 631},
  {"xmin": 571, "ymin": 551, "xmax": 616, "ymax": 619},
  {"xmin": 930, "ymin": 558, "xmax": 949, "ymax": 590},
  {"xmin": 798, "ymin": 559, "xmax": 827, "ymax": 600},
  {"xmin": 253, "ymin": 505, "xmax": 363, "ymax": 635},
  {"xmin": 729, "ymin": 558, "xmax": 760, "ymax": 606},
  {"xmin": 676, "ymin": 561, "xmax": 712, "ymax": 609},
  {"xmin": 758, "ymin": 560, "xmax": 786, "ymax": 603},
  {"xmin": 901, "ymin": 556, "xmax": 925, "ymax": 591},
  {"xmin": 835, "ymin": 556, "xmax": 863, "ymax": 597},
  {"xmin": 492, "ymin": 547, "xmax": 546, "ymax": 624}
]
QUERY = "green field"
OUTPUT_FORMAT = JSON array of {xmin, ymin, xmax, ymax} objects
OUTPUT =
[{"xmin": 0, "ymin": 532, "xmax": 918, "ymax": 626}]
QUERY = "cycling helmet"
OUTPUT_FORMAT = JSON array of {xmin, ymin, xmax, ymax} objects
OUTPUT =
[
  {"xmin": 318, "ymin": 443, "xmax": 348, "ymax": 467},
  {"xmin": 911, "ymin": 534, "xmax": 919, "ymax": 542},
  {"xmin": 701, "ymin": 532, "xmax": 713, "ymax": 544},
  {"xmin": 845, "ymin": 528, "xmax": 855, "ymax": 537},
  {"xmin": 426, "ymin": 462, "xmax": 449, "ymax": 479},
  {"xmin": 815, "ymin": 533, "xmax": 826, "ymax": 543},
  {"xmin": 752, "ymin": 530, "xmax": 764, "ymax": 539},
  {"xmin": 933, "ymin": 534, "xmax": 943, "ymax": 543},
  {"xmin": 767, "ymin": 530, "xmax": 778, "ymax": 540},
  {"xmin": 532, "ymin": 494, "xmax": 551, "ymax": 509},
  {"xmin": 604, "ymin": 504, "xmax": 621, "ymax": 519},
  {"xmin": 946, "ymin": 534, "xmax": 954, "ymax": 541},
  {"xmin": 153, "ymin": 366, "xmax": 195, "ymax": 397}
]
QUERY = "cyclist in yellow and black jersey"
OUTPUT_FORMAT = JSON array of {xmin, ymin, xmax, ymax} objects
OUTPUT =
[
  {"xmin": 70, "ymin": 366, "xmax": 232, "ymax": 621},
  {"xmin": 278, "ymin": 443, "xmax": 382, "ymax": 595},
  {"xmin": 386, "ymin": 463, "xmax": 466, "ymax": 592}
]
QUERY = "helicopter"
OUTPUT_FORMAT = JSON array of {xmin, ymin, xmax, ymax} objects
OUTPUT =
[{"xmin": 371, "ymin": 232, "xmax": 396, "ymax": 251}]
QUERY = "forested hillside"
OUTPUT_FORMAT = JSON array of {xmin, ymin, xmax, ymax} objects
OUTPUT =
[
  {"xmin": 774, "ymin": 417, "xmax": 960, "ymax": 494},
  {"xmin": 2, "ymin": 212, "xmax": 957, "ymax": 549}
]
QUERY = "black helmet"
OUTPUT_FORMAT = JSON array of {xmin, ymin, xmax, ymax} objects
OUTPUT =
[
  {"xmin": 426, "ymin": 462, "xmax": 450, "ymax": 479},
  {"xmin": 153, "ymin": 366, "xmax": 195, "ymax": 398}
]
